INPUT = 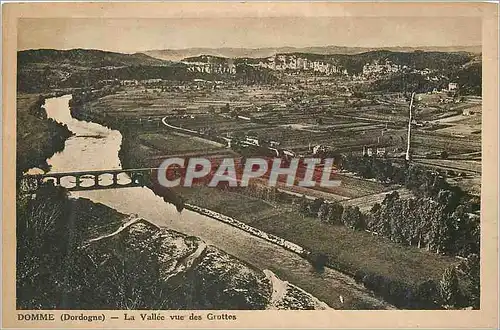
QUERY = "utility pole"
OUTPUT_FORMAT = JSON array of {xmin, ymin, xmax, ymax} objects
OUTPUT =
[{"xmin": 405, "ymin": 92, "xmax": 416, "ymax": 161}]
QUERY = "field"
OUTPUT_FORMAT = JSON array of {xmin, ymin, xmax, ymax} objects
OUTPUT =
[
  {"xmin": 175, "ymin": 185, "xmax": 458, "ymax": 286},
  {"xmin": 249, "ymin": 173, "xmax": 392, "ymax": 202},
  {"xmin": 86, "ymin": 82, "xmax": 481, "ymax": 158},
  {"xmin": 138, "ymin": 132, "xmax": 224, "ymax": 156},
  {"xmin": 83, "ymin": 77, "xmax": 481, "ymax": 200},
  {"xmin": 411, "ymin": 130, "xmax": 481, "ymax": 154},
  {"xmin": 415, "ymin": 159, "xmax": 481, "ymax": 174},
  {"xmin": 74, "ymin": 69, "xmax": 481, "ymax": 309},
  {"xmin": 340, "ymin": 187, "xmax": 413, "ymax": 212},
  {"xmin": 86, "ymin": 85, "xmax": 412, "ymax": 153},
  {"xmin": 92, "ymin": 84, "xmax": 288, "ymax": 117},
  {"xmin": 80, "ymin": 75, "xmax": 480, "ymax": 265}
]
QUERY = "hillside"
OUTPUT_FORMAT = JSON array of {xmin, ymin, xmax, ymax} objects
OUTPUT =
[
  {"xmin": 16, "ymin": 186, "xmax": 331, "ymax": 310},
  {"xmin": 18, "ymin": 49, "xmax": 185, "ymax": 92},
  {"xmin": 17, "ymin": 49, "xmax": 277, "ymax": 92},
  {"xmin": 18, "ymin": 49, "xmax": 168, "ymax": 67},
  {"xmin": 145, "ymin": 45, "xmax": 481, "ymax": 61},
  {"xmin": 183, "ymin": 54, "xmax": 233, "ymax": 64},
  {"xmin": 16, "ymin": 94, "xmax": 72, "ymax": 175},
  {"xmin": 240, "ymin": 50, "xmax": 476, "ymax": 72},
  {"xmin": 179, "ymin": 50, "xmax": 480, "ymax": 93},
  {"xmin": 338, "ymin": 50, "xmax": 475, "ymax": 73},
  {"xmin": 17, "ymin": 48, "xmax": 481, "ymax": 94}
]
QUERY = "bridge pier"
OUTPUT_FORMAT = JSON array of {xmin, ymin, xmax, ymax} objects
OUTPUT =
[
  {"xmin": 24, "ymin": 168, "xmax": 155, "ymax": 192},
  {"xmin": 112, "ymin": 172, "xmax": 119, "ymax": 185}
]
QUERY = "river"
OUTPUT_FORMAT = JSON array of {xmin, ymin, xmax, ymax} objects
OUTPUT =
[{"xmin": 43, "ymin": 94, "xmax": 393, "ymax": 310}]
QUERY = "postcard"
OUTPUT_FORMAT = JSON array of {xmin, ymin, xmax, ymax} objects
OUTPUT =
[{"xmin": 2, "ymin": 2, "xmax": 498, "ymax": 328}]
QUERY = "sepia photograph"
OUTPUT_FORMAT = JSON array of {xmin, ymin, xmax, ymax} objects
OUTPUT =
[{"xmin": 2, "ymin": 2, "xmax": 499, "ymax": 329}]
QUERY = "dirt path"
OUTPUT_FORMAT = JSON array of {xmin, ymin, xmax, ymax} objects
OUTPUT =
[
  {"xmin": 83, "ymin": 215, "xmax": 160, "ymax": 246},
  {"xmin": 263, "ymin": 269, "xmax": 289, "ymax": 309}
]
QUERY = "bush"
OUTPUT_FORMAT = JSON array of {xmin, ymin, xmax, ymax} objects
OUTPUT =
[{"xmin": 308, "ymin": 252, "xmax": 329, "ymax": 272}]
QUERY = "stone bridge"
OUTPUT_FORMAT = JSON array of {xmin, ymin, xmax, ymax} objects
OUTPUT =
[{"xmin": 21, "ymin": 168, "xmax": 158, "ymax": 192}]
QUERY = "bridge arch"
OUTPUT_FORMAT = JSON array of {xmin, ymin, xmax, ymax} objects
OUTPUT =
[
  {"xmin": 97, "ymin": 173, "xmax": 115, "ymax": 187},
  {"xmin": 22, "ymin": 168, "xmax": 154, "ymax": 192},
  {"xmin": 114, "ymin": 171, "xmax": 132, "ymax": 186}
]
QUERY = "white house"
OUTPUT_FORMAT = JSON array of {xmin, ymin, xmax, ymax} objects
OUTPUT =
[{"xmin": 448, "ymin": 82, "xmax": 458, "ymax": 91}]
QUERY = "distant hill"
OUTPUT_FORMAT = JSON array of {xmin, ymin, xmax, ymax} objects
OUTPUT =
[
  {"xmin": 17, "ymin": 48, "xmax": 275, "ymax": 92},
  {"xmin": 182, "ymin": 54, "xmax": 233, "ymax": 64},
  {"xmin": 18, "ymin": 49, "xmax": 179, "ymax": 92},
  {"xmin": 17, "ymin": 47, "xmax": 481, "ymax": 94},
  {"xmin": 18, "ymin": 48, "xmax": 169, "ymax": 68},
  {"xmin": 182, "ymin": 50, "xmax": 477, "ymax": 76},
  {"xmin": 145, "ymin": 45, "xmax": 481, "ymax": 61},
  {"xmin": 335, "ymin": 50, "xmax": 476, "ymax": 74}
]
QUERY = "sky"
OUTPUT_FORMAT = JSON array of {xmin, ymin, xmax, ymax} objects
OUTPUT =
[{"xmin": 18, "ymin": 17, "xmax": 482, "ymax": 53}]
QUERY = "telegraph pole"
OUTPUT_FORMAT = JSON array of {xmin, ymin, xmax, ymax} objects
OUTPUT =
[{"xmin": 405, "ymin": 92, "xmax": 416, "ymax": 161}]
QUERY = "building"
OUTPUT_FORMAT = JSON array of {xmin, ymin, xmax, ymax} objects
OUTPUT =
[
  {"xmin": 462, "ymin": 108, "xmax": 474, "ymax": 116},
  {"xmin": 120, "ymin": 79, "xmax": 138, "ymax": 86},
  {"xmin": 245, "ymin": 136, "xmax": 260, "ymax": 146},
  {"xmin": 363, "ymin": 146, "xmax": 374, "ymax": 157},
  {"xmin": 141, "ymin": 78, "xmax": 163, "ymax": 85},
  {"xmin": 448, "ymin": 82, "xmax": 458, "ymax": 91},
  {"xmin": 376, "ymin": 147, "xmax": 386, "ymax": 156}
]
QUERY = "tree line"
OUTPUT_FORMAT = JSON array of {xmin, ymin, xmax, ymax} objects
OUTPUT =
[
  {"xmin": 213, "ymin": 154, "xmax": 480, "ymax": 309},
  {"xmin": 16, "ymin": 183, "xmax": 270, "ymax": 309},
  {"xmin": 16, "ymin": 95, "xmax": 73, "ymax": 178},
  {"xmin": 18, "ymin": 63, "xmax": 279, "ymax": 93},
  {"xmin": 340, "ymin": 155, "xmax": 479, "ymax": 211},
  {"xmin": 218, "ymin": 181, "xmax": 479, "ymax": 309}
]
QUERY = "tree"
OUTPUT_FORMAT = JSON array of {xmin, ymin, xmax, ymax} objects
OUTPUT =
[
  {"xmin": 221, "ymin": 103, "xmax": 230, "ymax": 114},
  {"xmin": 327, "ymin": 201, "xmax": 344, "ymax": 225},
  {"xmin": 447, "ymin": 205, "xmax": 475, "ymax": 256},
  {"xmin": 309, "ymin": 198, "xmax": 325, "ymax": 216},
  {"xmin": 298, "ymin": 195, "xmax": 310, "ymax": 216},
  {"xmin": 439, "ymin": 266, "xmax": 460, "ymax": 307},
  {"xmin": 383, "ymin": 190, "xmax": 400, "ymax": 206},
  {"xmin": 16, "ymin": 185, "xmax": 70, "ymax": 309},
  {"xmin": 415, "ymin": 279, "xmax": 439, "ymax": 309},
  {"xmin": 341, "ymin": 206, "xmax": 365, "ymax": 230},
  {"xmin": 317, "ymin": 203, "xmax": 330, "ymax": 222},
  {"xmin": 459, "ymin": 253, "xmax": 480, "ymax": 309},
  {"xmin": 309, "ymin": 252, "xmax": 329, "ymax": 272}
]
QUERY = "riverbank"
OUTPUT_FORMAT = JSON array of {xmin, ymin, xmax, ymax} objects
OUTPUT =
[
  {"xmin": 16, "ymin": 93, "xmax": 73, "ymax": 174},
  {"xmin": 175, "ymin": 186, "xmax": 460, "ymax": 306},
  {"xmin": 17, "ymin": 184, "xmax": 329, "ymax": 310},
  {"xmin": 184, "ymin": 203, "xmax": 307, "ymax": 256}
]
